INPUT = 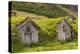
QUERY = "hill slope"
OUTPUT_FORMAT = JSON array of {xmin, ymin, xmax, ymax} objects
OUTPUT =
[
  {"xmin": 10, "ymin": 1, "xmax": 77, "ymax": 18},
  {"xmin": 10, "ymin": 12, "xmax": 78, "ymax": 52}
]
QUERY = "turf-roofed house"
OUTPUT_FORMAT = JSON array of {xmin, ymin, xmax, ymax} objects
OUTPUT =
[
  {"xmin": 16, "ymin": 17, "xmax": 75, "ymax": 44},
  {"xmin": 56, "ymin": 18, "xmax": 74, "ymax": 41},
  {"xmin": 16, "ymin": 17, "xmax": 40, "ymax": 45}
]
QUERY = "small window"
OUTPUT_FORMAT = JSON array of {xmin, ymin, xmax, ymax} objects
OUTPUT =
[
  {"xmin": 26, "ymin": 26, "xmax": 30, "ymax": 32},
  {"xmin": 63, "ymin": 25, "xmax": 66, "ymax": 31},
  {"xmin": 24, "ymin": 26, "xmax": 30, "ymax": 35}
]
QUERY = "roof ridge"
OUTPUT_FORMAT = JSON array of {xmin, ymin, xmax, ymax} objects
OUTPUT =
[{"xmin": 16, "ymin": 17, "xmax": 30, "ymax": 27}]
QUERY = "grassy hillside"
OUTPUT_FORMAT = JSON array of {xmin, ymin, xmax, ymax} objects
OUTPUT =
[
  {"xmin": 12, "ymin": 18, "xmax": 78, "ymax": 52},
  {"xmin": 11, "ymin": 11, "xmax": 78, "ymax": 36},
  {"xmin": 11, "ymin": 10, "xmax": 48, "ymax": 26},
  {"xmin": 9, "ymin": 1, "xmax": 78, "ymax": 52},
  {"xmin": 10, "ymin": 11, "xmax": 78, "ymax": 52},
  {"xmin": 10, "ymin": 1, "xmax": 78, "ymax": 18}
]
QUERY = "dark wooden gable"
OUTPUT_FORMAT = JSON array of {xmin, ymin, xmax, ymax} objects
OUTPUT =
[{"xmin": 16, "ymin": 17, "xmax": 40, "ymax": 30}]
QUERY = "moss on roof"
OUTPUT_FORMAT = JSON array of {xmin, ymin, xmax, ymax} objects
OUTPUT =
[
  {"xmin": 16, "ymin": 17, "xmax": 41, "ymax": 30},
  {"xmin": 16, "ymin": 16, "xmax": 77, "ymax": 33}
]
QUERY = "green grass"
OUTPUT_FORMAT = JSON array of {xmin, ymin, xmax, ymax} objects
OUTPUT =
[
  {"xmin": 10, "ymin": 11, "xmax": 78, "ymax": 52},
  {"xmin": 19, "ymin": 42, "xmax": 78, "ymax": 52},
  {"xmin": 11, "ymin": 1, "xmax": 72, "ymax": 18},
  {"xmin": 11, "ymin": 39, "xmax": 24, "ymax": 53},
  {"xmin": 11, "ymin": 16, "xmax": 25, "ymax": 25}
]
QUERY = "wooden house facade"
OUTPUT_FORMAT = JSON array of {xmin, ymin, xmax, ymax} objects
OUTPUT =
[
  {"xmin": 17, "ymin": 17, "xmax": 40, "ymax": 44},
  {"xmin": 56, "ymin": 19, "xmax": 74, "ymax": 41}
]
